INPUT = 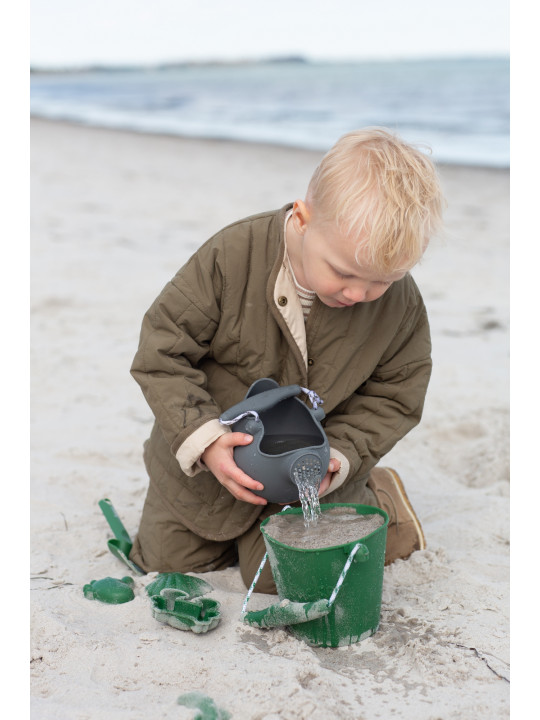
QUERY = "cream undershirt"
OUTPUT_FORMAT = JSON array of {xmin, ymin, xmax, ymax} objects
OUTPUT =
[{"xmin": 283, "ymin": 210, "xmax": 316, "ymax": 322}]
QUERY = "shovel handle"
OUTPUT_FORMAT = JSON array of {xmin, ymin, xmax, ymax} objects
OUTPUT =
[{"xmin": 99, "ymin": 498, "xmax": 133, "ymax": 544}]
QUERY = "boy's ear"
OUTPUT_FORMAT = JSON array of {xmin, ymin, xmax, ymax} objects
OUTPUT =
[{"xmin": 292, "ymin": 199, "xmax": 311, "ymax": 235}]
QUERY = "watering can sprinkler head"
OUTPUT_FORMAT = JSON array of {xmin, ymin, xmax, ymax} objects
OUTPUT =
[{"xmin": 219, "ymin": 379, "xmax": 330, "ymax": 504}]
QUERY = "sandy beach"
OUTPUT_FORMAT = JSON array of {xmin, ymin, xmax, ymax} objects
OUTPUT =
[{"xmin": 30, "ymin": 118, "xmax": 509, "ymax": 719}]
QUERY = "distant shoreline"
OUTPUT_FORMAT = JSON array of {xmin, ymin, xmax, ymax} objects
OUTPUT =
[
  {"xmin": 30, "ymin": 116, "xmax": 510, "ymax": 172},
  {"xmin": 29, "ymin": 54, "xmax": 509, "ymax": 75}
]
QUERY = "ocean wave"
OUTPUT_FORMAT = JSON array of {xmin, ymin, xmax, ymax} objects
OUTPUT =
[{"xmin": 30, "ymin": 58, "xmax": 509, "ymax": 167}]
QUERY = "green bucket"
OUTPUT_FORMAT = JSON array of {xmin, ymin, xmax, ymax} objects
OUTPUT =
[{"xmin": 249, "ymin": 503, "xmax": 388, "ymax": 648}]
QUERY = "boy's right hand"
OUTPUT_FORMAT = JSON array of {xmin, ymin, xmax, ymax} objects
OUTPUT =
[{"xmin": 201, "ymin": 433, "xmax": 268, "ymax": 506}]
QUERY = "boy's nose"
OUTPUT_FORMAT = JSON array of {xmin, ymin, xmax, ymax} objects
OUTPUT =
[{"xmin": 343, "ymin": 283, "xmax": 369, "ymax": 303}]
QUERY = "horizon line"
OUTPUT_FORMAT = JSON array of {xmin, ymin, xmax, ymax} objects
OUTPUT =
[{"xmin": 30, "ymin": 52, "xmax": 510, "ymax": 74}]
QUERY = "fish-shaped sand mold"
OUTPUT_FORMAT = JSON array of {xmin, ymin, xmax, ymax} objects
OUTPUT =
[
  {"xmin": 145, "ymin": 573, "xmax": 220, "ymax": 633},
  {"xmin": 151, "ymin": 588, "xmax": 221, "ymax": 633}
]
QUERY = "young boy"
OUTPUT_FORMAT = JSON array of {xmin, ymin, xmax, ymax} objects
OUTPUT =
[{"xmin": 129, "ymin": 128, "xmax": 444, "ymax": 594}]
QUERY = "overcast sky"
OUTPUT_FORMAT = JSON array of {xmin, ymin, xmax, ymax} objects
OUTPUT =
[{"xmin": 30, "ymin": 0, "xmax": 509, "ymax": 68}]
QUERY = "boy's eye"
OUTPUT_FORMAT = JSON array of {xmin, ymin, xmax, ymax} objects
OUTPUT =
[
  {"xmin": 331, "ymin": 265, "xmax": 392, "ymax": 287},
  {"xmin": 333, "ymin": 267, "xmax": 352, "ymax": 280}
]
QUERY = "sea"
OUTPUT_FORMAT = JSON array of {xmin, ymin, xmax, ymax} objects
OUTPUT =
[{"xmin": 30, "ymin": 57, "xmax": 509, "ymax": 168}]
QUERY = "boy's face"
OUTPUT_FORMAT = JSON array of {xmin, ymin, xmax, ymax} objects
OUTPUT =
[{"xmin": 289, "ymin": 201, "xmax": 407, "ymax": 308}]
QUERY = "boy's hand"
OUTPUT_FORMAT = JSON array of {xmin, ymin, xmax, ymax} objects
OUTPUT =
[
  {"xmin": 318, "ymin": 458, "xmax": 341, "ymax": 496},
  {"xmin": 201, "ymin": 433, "xmax": 268, "ymax": 506}
]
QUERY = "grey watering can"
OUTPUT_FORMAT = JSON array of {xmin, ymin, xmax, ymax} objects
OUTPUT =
[{"xmin": 219, "ymin": 378, "xmax": 330, "ymax": 503}]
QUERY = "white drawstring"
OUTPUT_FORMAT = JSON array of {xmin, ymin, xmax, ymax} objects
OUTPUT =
[
  {"xmin": 327, "ymin": 543, "xmax": 361, "ymax": 607},
  {"xmin": 241, "ymin": 505, "xmax": 292, "ymax": 616},
  {"xmin": 300, "ymin": 386, "xmax": 323, "ymax": 410},
  {"xmin": 219, "ymin": 410, "xmax": 260, "ymax": 426}
]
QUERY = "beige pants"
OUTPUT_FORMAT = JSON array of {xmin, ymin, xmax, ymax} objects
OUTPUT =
[{"xmin": 130, "ymin": 472, "xmax": 375, "ymax": 595}]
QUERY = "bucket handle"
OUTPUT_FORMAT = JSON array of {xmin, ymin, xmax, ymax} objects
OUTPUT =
[{"xmin": 241, "ymin": 541, "xmax": 369, "ymax": 629}]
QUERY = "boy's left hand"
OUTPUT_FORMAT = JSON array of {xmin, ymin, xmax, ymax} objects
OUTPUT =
[{"xmin": 318, "ymin": 458, "xmax": 341, "ymax": 496}]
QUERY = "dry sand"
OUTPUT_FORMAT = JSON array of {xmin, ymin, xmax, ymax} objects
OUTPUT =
[{"xmin": 30, "ymin": 119, "xmax": 509, "ymax": 719}]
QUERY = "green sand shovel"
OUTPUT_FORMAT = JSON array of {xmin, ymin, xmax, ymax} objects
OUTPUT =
[{"xmin": 98, "ymin": 498, "xmax": 145, "ymax": 576}]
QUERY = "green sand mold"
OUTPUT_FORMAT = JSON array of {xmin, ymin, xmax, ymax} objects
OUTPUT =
[
  {"xmin": 177, "ymin": 692, "xmax": 231, "ymax": 720},
  {"xmin": 146, "ymin": 573, "xmax": 220, "ymax": 634},
  {"xmin": 83, "ymin": 576, "xmax": 135, "ymax": 604},
  {"xmin": 145, "ymin": 572, "xmax": 213, "ymax": 600},
  {"xmin": 151, "ymin": 588, "xmax": 221, "ymax": 633},
  {"xmin": 243, "ymin": 597, "xmax": 331, "ymax": 629}
]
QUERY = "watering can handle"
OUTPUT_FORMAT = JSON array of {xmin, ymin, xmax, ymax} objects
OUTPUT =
[
  {"xmin": 242, "ymin": 541, "xmax": 369, "ymax": 629},
  {"xmin": 220, "ymin": 385, "xmax": 304, "ymax": 424}
]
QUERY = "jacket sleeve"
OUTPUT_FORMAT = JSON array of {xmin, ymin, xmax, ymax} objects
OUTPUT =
[
  {"xmin": 130, "ymin": 239, "xmax": 227, "ymax": 458},
  {"xmin": 322, "ymin": 293, "xmax": 432, "ymax": 485}
]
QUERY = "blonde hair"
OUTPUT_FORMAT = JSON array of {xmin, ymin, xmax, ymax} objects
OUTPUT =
[{"xmin": 306, "ymin": 128, "xmax": 444, "ymax": 273}]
